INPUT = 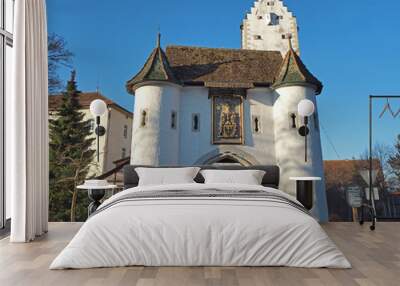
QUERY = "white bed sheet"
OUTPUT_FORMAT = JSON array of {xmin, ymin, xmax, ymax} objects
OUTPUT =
[{"xmin": 50, "ymin": 183, "xmax": 351, "ymax": 269}]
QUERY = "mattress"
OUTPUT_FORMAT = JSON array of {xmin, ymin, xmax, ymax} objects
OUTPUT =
[{"xmin": 50, "ymin": 183, "xmax": 351, "ymax": 269}]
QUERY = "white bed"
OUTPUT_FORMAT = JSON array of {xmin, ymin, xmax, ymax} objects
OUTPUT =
[{"xmin": 50, "ymin": 183, "xmax": 351, "ymax": 269}]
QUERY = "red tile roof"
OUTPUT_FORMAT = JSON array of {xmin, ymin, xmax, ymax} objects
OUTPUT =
[
  {"xmin": 324, "ymin": 160, "xmax": 383, "ymax": 188},
  {"xmin": 49, "ymin": 92, "xmax": 133, "ymax": 117}
]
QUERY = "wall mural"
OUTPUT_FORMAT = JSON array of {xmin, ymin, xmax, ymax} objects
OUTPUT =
[{"xmin": 212, "ymin": 95, "xmax": 243, "ymax": 144}]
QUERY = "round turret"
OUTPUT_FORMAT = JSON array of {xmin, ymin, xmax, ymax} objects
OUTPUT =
[
  {"xmin": 131, "ymin": 83, "xmax": 181, "ymax": 166},
  {"xmin": 126, "ymin": 34, "xmax": 181, "ymax": 166},
  {"xmin": 272, "ymin": 44, "xmax": 328, "ymax": 222}
]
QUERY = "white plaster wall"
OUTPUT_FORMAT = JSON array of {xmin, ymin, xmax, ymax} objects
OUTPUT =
[
  {"xmin": 158, "ymin": 85, "xmax": 181, "ymax": 165},
  {"xmin": 131, "ymin": 84, "xmax": 180, "ymax": 166},
  {"xmin": 179, "ymin": 87, "xmax": 213, "ymax": 165},
  {"xmin": 242, "ymin": 0, "xmax": 299, "ymax": 55},
  {"xmin": 178, "ymin": 87, "xmax": 277, "ymax": 166},
  {"xmin": 246, "ymin": 88, "xmax": 276, "ymax": 164},
  {"xmin": 273, "ymin": 86, "xmax": 328, "ymax": 222},
  {"xmin": 103, "ymin": 107, "xmax": 133, "ymax": 171}
]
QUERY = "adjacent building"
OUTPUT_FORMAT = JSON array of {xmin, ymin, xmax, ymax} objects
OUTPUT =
[
  {"xmin": 325, "ymin": 160, "xmax": 400, "ymax": 221},
  {"xmin": 49, "ymin": 92, "xmax": 133, "ymax": 176},
  {"xmin": 125, "ymin": 0, "xmax": 328, "ymax": 221}
]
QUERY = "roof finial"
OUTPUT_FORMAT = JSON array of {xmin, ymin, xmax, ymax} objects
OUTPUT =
[
  {"xmin": 70, "ymin": 69, "xmax": 76, "ymax": 82},
  {"xmin": 287, "ymin": 33, "xmax": 293, "ymax": 51},
  {"xmin": 96, "ymin": 77, "xmax": 100, "ymax": 94},
  {"xmin": 157, "ymin": 26, "xmax": 161, "ymax": 48}
]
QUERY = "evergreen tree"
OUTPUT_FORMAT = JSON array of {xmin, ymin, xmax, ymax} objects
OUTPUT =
[
  {"xmin": 49, "ymin": 71, "xmax": 96, "ymax": 222},
  {"xmin": 389, "ymin": 135, "xmax": 400, "ymax": 179}
]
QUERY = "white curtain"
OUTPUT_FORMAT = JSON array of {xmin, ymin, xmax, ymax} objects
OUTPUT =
[{"xmin": 8, "ymin": 0, "xmax": 49, "ymax": 242}]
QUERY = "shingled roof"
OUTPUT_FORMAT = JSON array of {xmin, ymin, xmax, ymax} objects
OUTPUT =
[
  {"xmin": 166, "ymin": 46, "xmax": 283, "ymax": 89},
  {"xmin": 126, "ymin": 35, "xmax": 180, "ymax": 94},
  {"xmin": 272, "ymin": 44, "xmax": 323, "ymax": 94},
  {"xmin": 126, "ymin": 43, "xmax": 323, "ymax": 93}
]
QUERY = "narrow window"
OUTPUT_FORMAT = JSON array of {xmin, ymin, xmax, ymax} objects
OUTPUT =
[
  {"xmin": 254, "ymin": 118, "xmax": 259, "ymax": 133},
  {"xmin": 192, "ymin": 114, "xmax": 200, "ymax": 132},
  {"xmin": 282, "ymin": 33, "xmax": 292, "ymax": 40},
  {"xmin": 171, "ymin": 111, "xmax": 177, "ymax": 129},
  {"xmin": 254, "ymin": 35, "xmax": 262, "ymax": 40},
  {"xmin": 123, "ymin": 125, "xmax": 128, "ymax": 138},
  {"xmin": 89, "ymin": 119, "xmax": 95, "ymax": 132},
  {"xmin": 252, "ymin": 116, "xmax": 261, "ymax": 134},
  {"xmin": 140, "ymin": 110, "xmax": 147, "ymax": 127},
  {"xmin": 290, "ymin": 113, "xmax": 297, "ymax": 129},
  {"xmin": 268, "ymin": 13, "xmax": 280, "ymax": 25},
  {"xmin": 121, "ymin": 148, "xmax": 126, "ymax": 158},
  {"xmin": 288, "ymin": 112, "xmax": 299, "ymax": 129}
]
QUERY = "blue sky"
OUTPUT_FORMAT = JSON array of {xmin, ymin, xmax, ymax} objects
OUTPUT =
[{"xmin": 47, "ymin": 0, "xmax": 400, "ymax": 160}]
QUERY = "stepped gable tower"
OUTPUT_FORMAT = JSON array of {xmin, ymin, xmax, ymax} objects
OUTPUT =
[{"xmin": 241, "ymin": 0, "xmax": 299, "ymax": 55}]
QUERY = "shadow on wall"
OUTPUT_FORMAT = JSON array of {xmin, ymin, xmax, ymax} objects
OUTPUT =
[
  {"xmin": 132, "ymin": 112, "xmax": 161, "ymax": 164},
  {"xmin": 243, "ymin": 98, "xmax": 255, "ymax": 148}
]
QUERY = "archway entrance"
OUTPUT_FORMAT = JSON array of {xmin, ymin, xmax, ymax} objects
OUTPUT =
[
  {"xmin": 194, "ymin": 148, "xmax": 261, "ymax": 166},
  {"xmin": 211, "ymin": 155, "xmax": 243, "ymax": 166},
  {"xmin": 198, "ymin": 152, "xmax": 255, "ymax": 166}
]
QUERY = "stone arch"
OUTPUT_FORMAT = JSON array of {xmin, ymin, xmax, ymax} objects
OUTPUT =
[{"xmin": 194, "ymin": 147, "xmax": 260, "ymax": 166}]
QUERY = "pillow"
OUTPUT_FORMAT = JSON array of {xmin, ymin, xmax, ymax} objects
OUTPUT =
[
  {"xmin": 135, "ymin": 167, "xmax": 201, "ymax": 186},
  {"xmin": 200, "ymin": 169, "xmax": 266, "ymax": 185}
]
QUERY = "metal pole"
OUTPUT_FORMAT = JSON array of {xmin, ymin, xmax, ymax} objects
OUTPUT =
[
  {"xmin": 305, "ymin": 116, "xmax": 308, "ymax": 162},
  {"xmin": 305, "ymin": 128, "xmax": 308, "ymax": 162},
  {"xmin": 369, "ymin": 96, "xmax": 377, "ymax": 229},
  {"xmin": 97, "ymin": 131, "xmax": 99, "ymax": 162},
  {"xmin": 369, "ymin": 96, "xmax": 372, "ymax": 202},
  {"xmin": 366, "ymin": 95, "xmax": 400, "ymax": 229},
  {"xmin": 96, "ymin": 116, "xmax": 100, "ymax": 162}
]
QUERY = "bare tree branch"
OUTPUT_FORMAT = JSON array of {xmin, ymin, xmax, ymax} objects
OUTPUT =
[{"xmin": 48, "ymin": 33, "xmax": 74, "ymax": 94}]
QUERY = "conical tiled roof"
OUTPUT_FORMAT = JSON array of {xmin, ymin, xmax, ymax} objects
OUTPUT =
[
  {"xmin": 272, "ymin": 43, "xmax": 323, "ymax": 94},
  {"xmin": 126, "ymin": 34, "xmax": 180, "ymax": 94}
]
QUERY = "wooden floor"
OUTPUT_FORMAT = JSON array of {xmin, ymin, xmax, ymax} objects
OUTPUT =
[{"xmin": 0, "ymin": 222, "xmax": 399, "ymax": 286}]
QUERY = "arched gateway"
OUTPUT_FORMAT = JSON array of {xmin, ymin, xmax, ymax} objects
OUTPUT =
[{"xmin": 194, "ymin": 148, "xmax": 260, "ymax": 167}]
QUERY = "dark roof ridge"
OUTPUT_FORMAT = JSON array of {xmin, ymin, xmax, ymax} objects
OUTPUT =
[{"xmin": 166, "ymin": 45, "xmax": 283, "ymax": 55}]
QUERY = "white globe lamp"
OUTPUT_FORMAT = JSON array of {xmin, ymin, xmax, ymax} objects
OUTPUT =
[
  {"xmin": 298, "ymin": 99, "xmax": 315, "ymax": 117},
  {"xmin": 90, "ymin": 99, "xmax": 107, "ymax": 117}
]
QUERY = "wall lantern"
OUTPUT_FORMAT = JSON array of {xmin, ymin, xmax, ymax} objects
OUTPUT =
[
  {"xmin": 297, "ymin": 99, "xmax": 315, "ymax": 162},
  {"xmin": 90, "ymin": 99, "xmax": 107, "ymax": 162}
]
